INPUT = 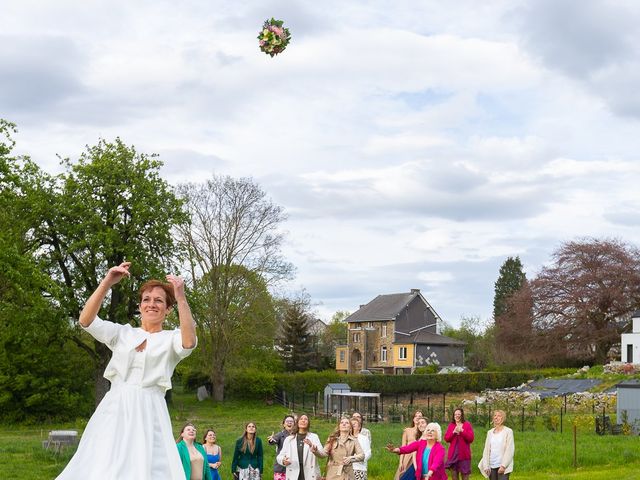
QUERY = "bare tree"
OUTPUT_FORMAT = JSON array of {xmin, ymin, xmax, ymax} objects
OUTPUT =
[
  {"xmin": 177, "ymin": 176, "xmax": 294, "ymax": 400},
  {"xmin": 510, "ymin": 238, "xmax": 640, "ymax": 365}
]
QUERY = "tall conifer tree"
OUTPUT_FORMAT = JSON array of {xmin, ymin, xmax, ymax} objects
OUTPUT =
[
  {"xmin": 493, "ymin": 256, "xmax": 527, "ymax": 318},
  {"xmin": 279, "ymin": 299, "xmax": 315, "ymax": 371}
]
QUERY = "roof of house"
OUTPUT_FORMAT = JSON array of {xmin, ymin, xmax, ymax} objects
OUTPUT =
[
  {"xmin": 345, "ymin": 291, "xmax": 422, "ymax": 322},
  {"xmin": 399, "ymin": 330, "xmax": 466, "ymax": 346},
  {"xmin": 308, "ymin": 318, "xmax": 327, "ymax": 333}
]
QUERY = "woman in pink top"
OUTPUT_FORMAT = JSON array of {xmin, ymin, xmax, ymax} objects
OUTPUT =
[
  {"xmin": 387, "ymin": 419, "xmax": 446, "ymax": 480},
  {"xmin": 444, "ymin": 408, "xmax": 474, "ymax": 480}
]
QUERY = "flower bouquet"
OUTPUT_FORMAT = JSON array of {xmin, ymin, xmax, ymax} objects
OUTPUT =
[{"xmin": 258, "ymin": 18, "xmax": 291, "ymax": 57}]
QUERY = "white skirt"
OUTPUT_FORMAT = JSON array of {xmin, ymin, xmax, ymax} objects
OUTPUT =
[{"xmin": 57, "ymin": 383, "xmax": 184, "ymax": 480}]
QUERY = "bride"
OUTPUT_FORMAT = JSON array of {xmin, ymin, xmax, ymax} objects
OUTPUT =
[{"xmin": 57, "ymin": 261, "xmax": 197, "ymax": 479}]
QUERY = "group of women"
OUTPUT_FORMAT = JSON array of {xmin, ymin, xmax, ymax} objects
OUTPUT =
[
  {"xmin": 271, "ymin": 412, "xmax": 369, "ymax": 480},
  {"xmin": 389, "ymin": 408, "xmax": 514, "ymax": 480},
  {"xmin": 175, "ymin": 412, "xmax": 370, "ymax": 480},
  {"xmin": 149, "ymin": 408, "xmax": 514, "ymax": 480},
  {"xmin": 56, "ymin": 263, "xmax": 514, "ymax": 480}
]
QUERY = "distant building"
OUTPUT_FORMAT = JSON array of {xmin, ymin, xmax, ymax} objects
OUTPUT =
[
  {"xmin": 335, "ymin": 289, "xmax": 465, "ymax": 374},
  {"xmin": 621, "ymin": 310, "xmax": 640, "ymax": 363},
  {"xmin": 308, "ymin": 317, "xmax": 327, "ymax": 336}
]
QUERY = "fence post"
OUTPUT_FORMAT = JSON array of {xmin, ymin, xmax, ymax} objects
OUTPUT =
[
  {"xmin": 442, "ymin": 393, "xmax": 446, "ymax": 423},
  {"xmin": 475, "ymin": 400, "xmax": 478, "ymax": 419},
  {"xmin": 560, "ymin": 406, "xmax": 563, "ymax": 434},
  {"xmin": 573, "ymin": 424, "xmax": 577, "ymax": 468},
  {"xmin": 521, "ymin": 406, "xmax": 525, "ymax": 432},
  {"xmin": 381, "ymin": 394, "xmax": 384, "ymax": 420}
]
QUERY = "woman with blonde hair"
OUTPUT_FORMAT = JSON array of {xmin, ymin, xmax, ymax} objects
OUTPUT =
[
  {"xmin": 177, "ymin": 423, "xmax": 213, "ymax": 480},
  {"xmin": 350, "ymin": 417, "xmax": 372, "ymax": 480},
  {"xmin": 232, "ymin": 422, "xmax": 264, "ymax": 480},
  {"xmin": 324, "ymin": 417, "xmax": 365, "ymax": 479},
  {"xmin": 478, "ymin": 410, "xmax": 514, "ymax": 480},
  {"xmin": 394, "ymin": 410, "xmax": 423, "ymax": 480}
]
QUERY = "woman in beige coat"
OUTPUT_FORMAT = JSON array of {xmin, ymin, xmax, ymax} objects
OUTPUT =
[
  {"xmin": 478, "ymin": 410, "xmax": 514, "ymax": 479},
  {"xmin": 394, "ymin": 410, "xmax": 423, "ymax": 480},
  {"xmin": 324, "ymin": 417, "xmax": 365, "ymax": 480}
]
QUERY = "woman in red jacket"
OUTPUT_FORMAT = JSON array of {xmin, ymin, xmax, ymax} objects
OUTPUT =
[
  {"xmin": 387, "ymin": 419, "xmax": 446, "ymax": 480},
  {"xmin": 444, "ymin": 408, "xmax": 474, "ymax": 480}
]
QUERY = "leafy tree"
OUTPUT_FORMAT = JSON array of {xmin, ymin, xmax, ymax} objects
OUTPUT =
[
  {"xmin": 278, "ymin": 296, "xmax": 316, "ymax": 372},
  {"xmin": 31, "ymin": 138, "xmax": 186, "ymax": 404},
  {"xmin": 441, "ymin": 316, "xmax": 494, "ymax": 370},
  {"xmin": 0, "ymin": 120, "xmax": 93, "ymax": 420},
  {"xmin": 187, "ymin": 263, "xmax": 281, "ymax": 392},
  {"xmin": 493, "ymin": 256, "xmax": 527, "ymax": 318},
  {"xmin": 177, "ymin": 175, "xmax": 294, "ymax": 400},
  {"xmin": 501, "ymin": 239, "xmax": 640, "ymax": 366},
  {"xmin": 318, "ymin": 310, "xmax": 349, "ymax": 368},
  {"xmin": 527, "ymin": 239, "xmax": 640, "ymax": 364}
]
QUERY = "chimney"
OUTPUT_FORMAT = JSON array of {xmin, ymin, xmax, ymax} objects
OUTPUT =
[
  {"xmin": 410, "ymin": 288, "xmax": 420, "ymax": 294},
  {"xmin": 359, "ymin": 305, "xmax": 366, "ymax": 309}
]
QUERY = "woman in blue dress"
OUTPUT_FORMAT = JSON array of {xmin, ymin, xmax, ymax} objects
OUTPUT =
[{"xmin": 203, "ymin": 429, "xmax": 222, "ymax": 480}]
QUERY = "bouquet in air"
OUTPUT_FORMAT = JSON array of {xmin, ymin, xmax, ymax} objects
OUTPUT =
[{"xmin": 258, "ymin": 18, "xmax": 291, "ymax": 57}]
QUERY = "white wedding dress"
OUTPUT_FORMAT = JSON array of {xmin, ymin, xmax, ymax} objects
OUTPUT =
[{"xmin": 57, "ymin": 317, "xmax": 195, "ymax": 480}]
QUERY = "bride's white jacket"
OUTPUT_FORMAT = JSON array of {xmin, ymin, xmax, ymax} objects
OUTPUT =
[{"xmin": 83, "ymin": 316, "xmax": 196, "ymax": 392}]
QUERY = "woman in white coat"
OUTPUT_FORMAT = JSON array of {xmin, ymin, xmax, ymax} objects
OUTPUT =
[
  {"xmin": 277, "ymin": 414, "xmax": 327, "ymax": 480},
  {"xmin": 350, "ymin": 417, "xmax": 371, "ymax": 480},
  {"xmin": 478, "ymin": 410, "xmax": 514, "ymax": 480}
]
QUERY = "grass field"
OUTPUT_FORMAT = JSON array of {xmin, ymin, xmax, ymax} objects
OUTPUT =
[{"xmin": 1, "ymin": 388, "xmax": 639, "ymax": 479}]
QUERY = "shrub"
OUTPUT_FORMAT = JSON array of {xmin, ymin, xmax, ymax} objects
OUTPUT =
[{"xmin": 225, "ymin": 369, "xmax": 276, "ymax": 400}]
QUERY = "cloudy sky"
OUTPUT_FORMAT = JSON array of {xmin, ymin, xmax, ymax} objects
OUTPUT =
[{"xmin": 4, "ymin": 0, "xmax": 640, "ymax": 326}]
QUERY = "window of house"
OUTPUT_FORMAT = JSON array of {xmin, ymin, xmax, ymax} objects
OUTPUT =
[
  {"xmin": 368, "ymin": 322, "xmax": 373, "ymax": 328},
  {"xmin": 381, "ymin": 346, "xmax": 387, "ymax": 362},
  {"xmin": 353, "ymin": 333, "xmax": 360, "ymax": 343},
  {"xmin": 339, "ymin": 350, "xmax": 345, "ymax": 362},
  {"xmin": 382, "ymin": 325, "xmax": 387, "ymax": 337},
  {"xmin": 399, "ymin": 347, "xmax": 407, "ymax": 360}
]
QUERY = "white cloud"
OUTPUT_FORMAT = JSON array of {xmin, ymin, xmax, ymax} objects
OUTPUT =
[{"xmin": 4, "ymin": 0, "xmax": 640, "ymax": 325}]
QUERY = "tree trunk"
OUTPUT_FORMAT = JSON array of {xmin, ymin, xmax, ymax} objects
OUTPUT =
[
  {"xmin": 594, "ymin": 341, "xmax": 611, "ymax": 365},
  {"xmin": 94, "ymin": 341, "xmax": 111, "ymax": 407},
  {"xmin": 211, "ymin": 369, "xmax": 225, "ymax": 402}
]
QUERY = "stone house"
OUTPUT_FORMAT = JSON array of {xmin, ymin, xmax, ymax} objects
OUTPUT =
[{"xmin": 335, "ymin": 289, "xmax": 465, "ymax": 374}]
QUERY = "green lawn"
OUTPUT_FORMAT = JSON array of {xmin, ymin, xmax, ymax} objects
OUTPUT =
[{"xmin": 1, "ymin": 389, "xmax": 638, "ymax": 479}]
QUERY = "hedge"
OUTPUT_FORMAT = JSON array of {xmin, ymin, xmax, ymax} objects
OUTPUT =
[
  {"xmin": 274, "ymin": 371, "xmax": 538, "ymax": 394},
  {"xmin": 182, "ymin": 368, "xmax": 575, "ymax": 399}
]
